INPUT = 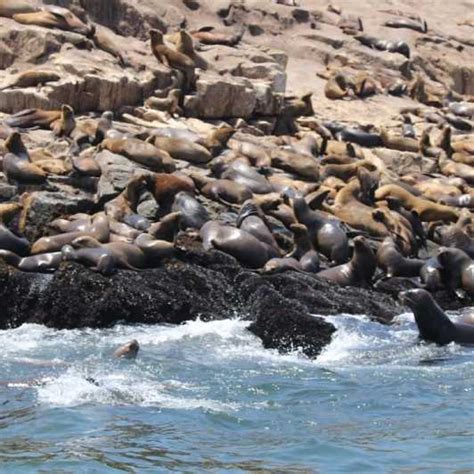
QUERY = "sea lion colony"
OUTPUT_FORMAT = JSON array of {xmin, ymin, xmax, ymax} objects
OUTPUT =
[{"xmin": 0, "ymin": 0, "xmax": 473, "ymax": 330}]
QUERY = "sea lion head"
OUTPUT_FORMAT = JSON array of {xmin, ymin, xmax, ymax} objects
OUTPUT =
[
  {"xmin": 71, "ymin": 235, "xmax": 101, "ymax": 249},
  {"xmin": 399, "ymin": 288, "xmax": 431, "ymax": 311},
  {"xmin": 114, "ymin": 339, "xmax": 139, "ymax": 359},
  {"xmin": 5, "ymin": 132, "xmax": 28, "ymax": 156},
  {"xmin": 149, "ymin": 29, "xmax": 164, "ymax": 46}
]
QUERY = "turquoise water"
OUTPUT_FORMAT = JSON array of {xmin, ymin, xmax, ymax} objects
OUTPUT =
[{"xmin": 0, "ymin": 311, "xmax": 473, "ymax": 473}]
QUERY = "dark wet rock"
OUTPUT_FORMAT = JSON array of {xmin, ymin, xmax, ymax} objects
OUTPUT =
[
  {"xmin": 20, "ymin": 186, "xmax": 95, "ymax": 241},
  {"xmin": 247, "ymin": 285, "xmax": 336, "ymax": 358}
]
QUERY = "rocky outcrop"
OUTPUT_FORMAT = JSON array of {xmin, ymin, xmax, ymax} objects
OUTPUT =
[{"xmin": 0, "ymin": 247, "xmax": 412, "ymax": 358}]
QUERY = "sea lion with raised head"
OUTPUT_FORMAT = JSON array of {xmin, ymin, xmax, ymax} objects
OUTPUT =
[
  {"xmin": 317, "ymin": 236, "xmax": 376, "ymax": 286},
  {"xmin": 437, "ymin": 247, "xmax": 474, "ymax": 296},
  {"xmin": 287, "ymin": 223, "xmax": 320, "ymax": 273},
  {"xmin": 51, "ymin": 104, "xmax": 76, "ymax": 138},
  {"xmin": 400, "ymin": 289, "xmax": 474, "ymax": 345},
  {"xmin": 292, "ymin": 194, "xmax": 349, "ymax": 264},
  {"xmin": 376, "ymin": 237, "xmax": 424, "ymax": 278}
]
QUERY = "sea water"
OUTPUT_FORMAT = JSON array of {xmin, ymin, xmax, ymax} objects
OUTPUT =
[{"xmin": 0, "ymin": 310, "xmax": 473, "ymax": 473}]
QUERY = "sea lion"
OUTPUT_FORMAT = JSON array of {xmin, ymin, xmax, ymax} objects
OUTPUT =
[
  {"xmin": 354, "ymin": 34, "xmax": 411, "ymax": 58},
  {"xmin": 144, "ymin": 173, "xmax": 194, "ymax": 212},
  {"xmin": 270, "ymin": 148, "xmax": 320, "ymax": 181},
  {"xmin": 2, "ymin": 153, "xmax": 47, "ymax": 185},
  {"xmin": 100, "ymin": 137, "xmax": 175, "ymax": 172},
  {"xmin": 0, "ymin": 1, "xmax": 40, "ymax": 17},
  {"xmin": 172, "ymin": 192, "xmax": 209, "ymax": 230},
  {"xmin": 62, "ymin": 235, "xmax": 147, "ymax": 274},
  {"xmin": 437, "ymin": 247, "xmax": 474, "ymax": 296},
  {"xmin": 0, "ymin": 224, "xmax": 30, "ymax": 255},
  {"xmin": 292, "ymin": 195, "xmax": 349, "ymax": 264},
  {"xmin": 376, "ymin": 238, "xmax": 424, "ymax": 278},
  {"xmin": 5, "ymin": 132, "xmax": 30, "ymax": 160},
  {"xmin": 91, "ymin": 24, "xmax": 126, "ymax": 66},
  {"xmin": 134, "ymin": 234, "xmax": 175, "ymax": 260},
  {"xmin": 0, "ymin": 70, "xmax": 60, "ymax": 91},
  {"xmin": 13, "ymin": 5, "xmax": 92, "ymax": 36},
  {"xmin": 4, "ymin": 108, "xmax": 61, "ymax": 129},
  {"xmin": 227, "ymin": 139, "xmax": 272, "ymax": 168},
  {"xmin": 383, "ymin": 18, "xmax": 427, "ymax": 33},
  {"xmin": 148, "ymin": 212, "xmax": 181, "ymax": 242},
  {"xmin": 217, "ymin": 161, "xmax": 273, "ymax": 194},
  {"xmin": 200, "ymin": 221, "xmax": 273, "ymax": 269},
  {"xmin": 176, "ymin": 30, "xmax": 208, "ymax": 70},
  {"xmin": 0, "ymin": 202, "xmax": 23, "ymax": 224},
  {"xmin": 439, "ymin": 154, "xmax": 474, "ymax": 185},
  {"xmin": 400, "ymin": 289, "xmax": 474, "ymax": 345},
  {"xmin": 192, "ymin": 174, "xmax": 253, "ymax": 206},
  {"xmin": 320, "ymin": 159, "xmax": 375, "ymax": 182},
  {"xmin": 335, "ymin": 127, "xmax": 383, "ymax": 147},
  {"xmin": 317, "ymin": 236, "xmax": 376, "ymax": 286},
  {"xmin": 150, "ymin": 29, "xmax": 195, "ymax": 90},
  {"xmin": 114, "ymin": 340, "xmax": 139, "ymax": 359},
  {"xmin": 190, "ymin": 26, "xmax": 244, "ymax": 46},
  {"xmin": 31, "ymin": 214, "xmax": 110, "ymax": 254},
  {"xmin": 0, "ymin": 249, "xmax": 62, "ymax": 272},
  {"xmin": 149, "ymin": 136, "xmax": 212, "ymax": 164},
  {"xmin": 420, "ymin": 256, "xmax": 444, "ymax": 291},
  {"xmin": 236, "ymin": 201, "xmax": 280, "ymax": 257},
  {"xmin": 145, "ymin": 90, "xmax": 182, "ymax": 116},
  {"xmin": 433, "ymin": 218, "xmax": 474, "ymax": 258},
  {"xmin": 324, "ymin": 73, "xmax": 353, "ymax": 100},
  {"xmin": 104, "ymin": 175, "xmax": 149, "ymax": 221},
  {"xmin": 287, "ymin": 223, "xmax": 320, "ymax": 273},
  {"xmin": 380, "ymin": 128, "xmax": 419, "ymax": 152},
  {"xmin": 261, "ymin": 257, "xmax": 303, "ymax": 274},
  {"xmin": 375, "ymin": 184, "xmax": 459, "ymax": 222},
  {"xmin": 51, "ymin": 104, "xmax": 76, "ymax": 138}
]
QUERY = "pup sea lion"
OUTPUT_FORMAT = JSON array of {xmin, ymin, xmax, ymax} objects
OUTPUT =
[
  {"xmin": 317, "ymin": 236, "xmax": 376, "ymax": 286},
  {"xmin": 400, "ymin": 289, "xmax": 474, "ymax": 345},
  {"xmin": 114, "ymin": 340, "xmax": 139, "ymax": 359}
]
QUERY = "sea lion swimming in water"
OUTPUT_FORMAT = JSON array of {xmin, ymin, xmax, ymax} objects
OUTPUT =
[
  {"xmin": 400, "ymin": 289, "xmax": 474, "ymax": 345},
  {"xmin": 114, "ymin": 340, "xmax": 139, "ymax": 359}
]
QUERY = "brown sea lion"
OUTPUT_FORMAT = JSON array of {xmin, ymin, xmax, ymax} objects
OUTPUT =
[
  {"xmin": 176, "ymin": 30, "xmax": 208, "ymax": 70},
  {"xmin": 101, "ymin": 137, "xmax": 175, "ymax": 172},
  {"xmin": 287, "ymin": 223, "xmax": 320, "ymax": 273},
  {"xmin": 227, "ymin": 140, "xmax": 272, "ymax": 168},
  {"xmin": 149, "ymin": 136, "xmax": 212, "ymax": 164},
  {"xmin": 148, "ymin": 212, "xmax": 181, "ymax": 242},
  {"xmin": 13, "ymin": 5, "xmax": 92, "ymax": 36},
  {"xmin": 51, "ymin": 105, "xmax": 76, "ymax": 138},
  {"xmin": 104, "ymin": 175, "xmax": 149, "ymax": 221},
  {"xmin": 0, "ymin": 224, "xmax": 30, "ymax": 255},
  {"xmin": 384, "ymin": 18, "xmax": 427, "ymax": 33},
  {"xmin": 0, "ymin": 70, "xmax": 60, "ymax": 91},
  {"xmin": 91, "ymin": 24, "xmax": 126, "ymax": 65},
  {"xmin": 150, "ymin": 29, "xmax": 195, "ymax": 89},
  {"xmin": 5, "ymin": 108, "xmax": 61, "ymax": 129},
  {"xmin": 268, "ymin": 173, "xmax": 318, "ymax": 195},
  {"xmin": 62, "ymin": 235, "xmax": 146, "ymax": 274},
  {"xmin": 200, "ymin": 221, "xmax": 274, "ymax": 269},
  {"xmin": 192, "ymin": 174, "xmax": 253, "ymax": 206},
  {"xmin": 2, "ymin": 153, "xmax": 47, "ymax": 185},
  {"xmin": 324, "ymin": 73, "xmax": 353, "ymax": 100},
  {"xmin": 375, "ymin": 184, "xmax": 459, "ymax": 222},
  {"xmin": 144, "ymin": 173, "xmax": 194, "ymax": 212},
  {"xmin": 439, "ymin": 154, "xmax": 474, "ymax": 185},
  {"xmin": 145, "ymin": 90, "xmax": 182, "ymax": 115},
  {"xmin": 190, "ymin": 26, "xmax": 244, "ymax": 46},
  {"xmin": 317, "ymin": 236, "xmax": 376, "ymax": 286},
  {"xmin": 217, "ymin": 161, "xmax": 273, "ymax": 194},
  {"xmin": 31, "ymin": 214, "xmax": 110, "ymax": 254},
  {"xmin": 134, "ymin": 234, "xmax": 175, "ymax": 260},
  {"xmin": 114, "ymin": 340, "xmax": 139, "ymax": 359},
  {"xmin": 261, "ymin": 257, "xmax": 303, "ymax": 274},
  {"xmin": 0, "ymin": 202, "xmax": 23, "ymax": 224},
  {"xmin": 270, "ymin": 149, "xmax": 320, "ymax": 181},
  {"xmin": 380, "ymin": 128, "xmax": 419, "ymax": 152},
  {"xmin": 0, "ymin": 1, "xmax": 40, "ymax": 18},
  {"xmin": 320, "ymin": 159, "xmax": 376, "ymax": 182},
  {"xmin": 376, "ymin": 237, "xmax": 424, "ymax": 278}
]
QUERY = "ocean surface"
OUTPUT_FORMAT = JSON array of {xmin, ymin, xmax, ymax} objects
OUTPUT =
[{"xmin": 0, "ymin": 310, "xmax": 473, "ymax": 473}]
